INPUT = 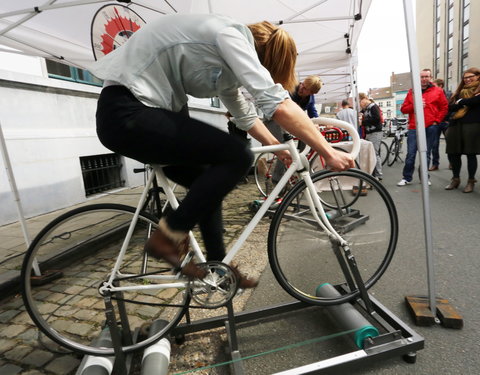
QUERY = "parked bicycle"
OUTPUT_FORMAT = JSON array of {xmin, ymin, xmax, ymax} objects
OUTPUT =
[
  {"xmin": 21, "ymin": 118, "xmax": 398, "ymax": 356},
  {"xmin": 387, "ymin": 119, "xmax": 408, "ymax": 166}
]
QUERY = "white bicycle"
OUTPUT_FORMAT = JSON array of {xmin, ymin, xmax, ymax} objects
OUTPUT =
[{"xmin": 21, "ymin": 118, "xmax": 398, "ymax": 356}]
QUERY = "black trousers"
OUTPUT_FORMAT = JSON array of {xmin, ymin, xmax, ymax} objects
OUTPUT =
[{"xmin": 96, "ymin": 86, "xmax": 253, "ymax": 261}]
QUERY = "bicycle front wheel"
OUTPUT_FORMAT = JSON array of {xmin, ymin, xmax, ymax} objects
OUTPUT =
[
  {"xmin": 268, "ymin": 170, "xmax": 398, "ymax": 305},
  {"xmin": 21, "ymin": 203, "xmax": 190, "ymax": 355}
]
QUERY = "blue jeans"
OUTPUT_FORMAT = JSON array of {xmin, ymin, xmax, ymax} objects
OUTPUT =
[
  {"xmin": 430, "ymin": 122, "xmax": 449, "ymax": 167},
  {"xmin": 402, "ymin": 126, "xmax": 436, "ymax": 182}
]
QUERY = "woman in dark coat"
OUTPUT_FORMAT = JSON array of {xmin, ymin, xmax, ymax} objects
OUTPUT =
[{"xmin": 445, "ymin": 67, "xmax": 480, "ymax": 193}]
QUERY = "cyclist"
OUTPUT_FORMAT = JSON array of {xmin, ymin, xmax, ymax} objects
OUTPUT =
[{"xmin": 90, "ymin": 14, "xmax": 354, "ymax": 287}]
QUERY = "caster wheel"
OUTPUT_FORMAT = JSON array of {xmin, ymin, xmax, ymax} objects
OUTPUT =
[
  {"xmin": 175, "ymin": 334, "xmax": 186, "ymax": 345},
  {"xmin": 403, "ymin": 352, "xmax": 417, "ymax": 364}
]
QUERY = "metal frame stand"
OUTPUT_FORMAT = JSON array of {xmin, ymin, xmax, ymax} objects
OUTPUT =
[{"xmin": 171, "ymin": 292, "xmax": 424, "ymax": 374}]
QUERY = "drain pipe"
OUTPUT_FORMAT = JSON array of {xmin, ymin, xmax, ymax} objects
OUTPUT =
[
  {"xmin": 141, "ymin": 320, "xmax": 171, "ymax": 375},
  {"xmin": 77, "ymin": 328, "xmax": 114, "ymax": 375},
  {"xmin": 315, "ymin": 283, "xmax": 379, "ymax": 348}
]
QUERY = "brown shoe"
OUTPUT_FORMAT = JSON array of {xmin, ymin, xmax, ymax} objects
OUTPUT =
[
  {"xmin": 231, "ymin": 265, "xmax": 258, "ymax": 289},
  {"xmin": 428, "ymin": 165, "xmax": 439, "ymax": 171},
  {"xmin": 146, "ymin": 225, "xmax": 206, "ymax": 279},
  {"xmin": 445, "ymin": 178, "xmax": 460, "ymax": 190},
  {"xmin": 463, "ymin": 179, "xmax": 477, "ymax": 193}
]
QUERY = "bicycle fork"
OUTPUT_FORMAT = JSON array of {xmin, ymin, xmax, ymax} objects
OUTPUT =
[{"xmin": 332, "ymin": 240, "xmax": 374, "ymax": 314}]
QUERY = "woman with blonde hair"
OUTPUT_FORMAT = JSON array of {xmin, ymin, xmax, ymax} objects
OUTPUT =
[
  {"xmin": 445, "ymin": 67, "xmax": 480, "ymax": 192},
  {"xmin": 90, "ymin": 14, "xmax": 354, "ymax": 286}
]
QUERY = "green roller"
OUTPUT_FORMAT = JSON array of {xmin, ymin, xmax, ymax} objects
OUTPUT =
[{"xmin": 315, "ymin": 283, "xmax": 379, "ymax": 348}]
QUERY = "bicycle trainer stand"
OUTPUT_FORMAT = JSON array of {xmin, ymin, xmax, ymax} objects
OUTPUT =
[{"xmin": 169, "ymin": 244, "xmax": 424, "ymax": 374}]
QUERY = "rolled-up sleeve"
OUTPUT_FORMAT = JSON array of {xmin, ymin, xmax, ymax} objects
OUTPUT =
[
  {"xmin": 219, "ymin": 89, "xmax": 258, "ymax": 131},
  {"xmin": 216, "ymin": 27, "xmax": 290, "ymax": 125}
]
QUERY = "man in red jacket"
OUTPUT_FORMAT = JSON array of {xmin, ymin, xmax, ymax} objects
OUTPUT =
[{"xmin": 397, "ymin": 69, "xmax": 448, "ymax": 186}]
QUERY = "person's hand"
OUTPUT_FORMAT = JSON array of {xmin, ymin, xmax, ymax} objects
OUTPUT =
[
  {"xmin": 323, "ymin": 149, "xmax": 355, "ymax": 171},
  {"xmin": 275, "ymin": 150, "xmax": 292, "ymax": 167}
]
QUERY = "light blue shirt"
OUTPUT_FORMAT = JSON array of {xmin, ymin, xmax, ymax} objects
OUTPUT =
[{"xmin": 88, "ymin": 14, "xmax": 289, "ymax": 131}]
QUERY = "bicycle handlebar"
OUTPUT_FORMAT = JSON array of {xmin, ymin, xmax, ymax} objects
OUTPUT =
[{"xmin": 312, "ymin": 117, "xmax": 361, "ymax": 159}]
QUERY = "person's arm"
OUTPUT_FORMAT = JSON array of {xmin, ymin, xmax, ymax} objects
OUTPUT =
[
  {"xmin": 457, "ymin": 95, "xmax": 480, "ymax": 107},
  {"xmin": 272, "ymin": 99, "xmax": 354, "ymax": 171},
  {"xmin": 306, "ymin": 95, "xmax": 319, "ymax": 118},
  {"xmin": 401, "ymin": 90, "xmax": 413, "ymax": 114}
]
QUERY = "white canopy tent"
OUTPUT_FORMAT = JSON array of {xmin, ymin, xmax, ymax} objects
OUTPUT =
[
  {"xmin": 0, "ymin": 0, "xmax": 371, "ymax": 104},
  {"xmin": 0, "ymin": 1, "xmax": 440, "ymax": 317}
]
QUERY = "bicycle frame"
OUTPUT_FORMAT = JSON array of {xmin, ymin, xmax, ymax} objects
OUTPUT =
[{"xmin": 100, "ymin": 118, "xmax": 360, "ymax": 294}]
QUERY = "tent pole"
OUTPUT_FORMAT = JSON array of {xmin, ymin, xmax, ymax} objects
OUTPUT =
[
  {"xmin": 349, "ymin": 55, "xmax": 359, "ymax": 130},
  {"xmin": 402, "ymin": 0, "xmax": 437, "ymax": 319},
  {"xmin": 0, "ymin": 120, "xmax": 41, "ymax": 276}
]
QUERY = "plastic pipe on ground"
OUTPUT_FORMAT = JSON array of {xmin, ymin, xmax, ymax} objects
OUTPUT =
[
  {"xmin": 315, "ymin": 283, "xmax": 379, "ymax": 348},
  {"xmin": 141, "ymin": 320, "xmax": 171, "ymax": 375},
  {"xmin": 78, "ymin": 328, "xmax": 114, "ymax": 375}
]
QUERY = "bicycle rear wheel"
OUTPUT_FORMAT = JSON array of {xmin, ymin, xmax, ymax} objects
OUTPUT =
[
  {"xmin": 21, "ymin": 203, "xmax": 190, "ymax": 355},
  {"xmin": 268, "ymin": 170, "xmax": 398, "ymax": 305},
  {"xmin": 380, "ymin": 140, "xmax": 389, "ymax": 165},
  {"xmin": 387, "ymin": 139, "xmax": 399, "ymax": 166}
]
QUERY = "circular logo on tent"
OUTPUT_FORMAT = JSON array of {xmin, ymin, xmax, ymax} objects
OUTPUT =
[{"xmin": 91, "ymin": 4, "xmax": 146, "ymax": 60}]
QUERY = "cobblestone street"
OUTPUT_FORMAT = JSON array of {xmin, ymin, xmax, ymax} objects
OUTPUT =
[{"xmin": 0, "ymin": 177, "xmax": 268, "ymax": 375}]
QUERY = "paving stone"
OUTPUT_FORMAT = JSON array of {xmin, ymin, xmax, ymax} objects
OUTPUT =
[
  {"xmin": 11, "ymin": 311, "xmax": 32, "ymax": 325},
  {"xmin": 44, "ymin": 355, "xmax": 80, "ymax": 375},
  {"xmin": 0, "ymin": 338, "xmax": 17, "ymax": 352},
  {"xmin": 1, "ymin": 324, "xmax": 28, "ymax": 338},
  {"xmin": 4, "ymin": 345, "xmax": 33, "ymax": 362},
  {"xmin": 17, "ymin": 328, "xmax": 40, "ymax": 342},
  {"xmin": 0, "ymin": 364, "xmax": 23, "ymax": 375},
  {"xmin": 65, "ymin": 322, "xmax": 93, "ymax": 336},
  {"xmin": 0, "ymin": 309, "xmax": 21, "ymax": 323},
  {"xmin": 21, "ymin": 349, "xmax": 54, "ymax": 367}
]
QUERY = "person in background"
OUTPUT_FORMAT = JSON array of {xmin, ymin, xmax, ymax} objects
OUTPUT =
[
  {"xmin": 290, "ymin": 75, "xmax": 322, "ymax": 118},
  {"xmin": 336, "ymin": 99, "xmax": 357, "ymax": 127},
  {"xmin": 90, "ymin": 14, "xmax": 354, "ymax": 288},
  {"xmin": 429, "ymin": 78, "xmax": 450, "ymax": 171},
  {"xmin": 444, "ymin": 67, "xmax": 480, "ymax": 193},
  {"xmin": 397, "ymin": 69, "xmax": 448, "ymax": 186},
  {"xmin": 359, "ymin": 93, "xmax": 383, "ymax": 180}
]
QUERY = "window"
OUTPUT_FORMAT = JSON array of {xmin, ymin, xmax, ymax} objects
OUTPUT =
[
  {"xmin": 460, "ymin": 0, "xmax": 470, "ymax": 77},
  {"xmin": 80, "ymin": 153, "xmax": 125, "ymax": 196},
  {"xmin": 445, "ymin": 0, "xmax": 454, "ymax": 91},
  {"xmin": 434, "ymin": 0, "xmax": 441, "ymax": 76},
  {"xmin": 386, "ymin": 101, "xmax": 391, "ymax": 107},
  {"xmin": 46, "ymin": 60, "xmax": 103, "ymax": 86}
]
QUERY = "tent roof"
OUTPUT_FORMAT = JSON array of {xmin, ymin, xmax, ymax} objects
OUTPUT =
[{"xmin": 0, "ymin": 0, "xmax": 371, "ymax": 103}]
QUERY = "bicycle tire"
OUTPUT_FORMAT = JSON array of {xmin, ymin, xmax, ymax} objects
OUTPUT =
[
  {"xmin": 309, "ymin": 147, "xmax": 361, "ymax": 174},
  {"xmin": 21, "ymin": 203, "xmax": 190, "ymax": 355},
  {"xmin": 253, "ymin": 151, "xmax": 294, "ymax": 198},
  {"xmin": 309, "ymin": 150, "xmax": 363, "ymax": 210},
  {"xmin": 380, "ymin": 140, "xmax": 389, "ymax": 166},
  {"xmin": 268, "ymin": 169, "xmax": 398, "ymax": 306},
  {"xmin": 387, "ymin": 139, "xmax": 399, "ymax": 166}
]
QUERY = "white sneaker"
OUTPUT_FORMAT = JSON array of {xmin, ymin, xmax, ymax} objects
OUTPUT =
[
  {"xmin": 420, "ymin": 179, "xmax": 432, "ymax": 186},
  {"xmin": 397, "ymin": 179, "xmax": 411, "ymax": 186}
]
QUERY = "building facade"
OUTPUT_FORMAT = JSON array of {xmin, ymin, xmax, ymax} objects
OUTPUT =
[
  {"xmin": 417, "ymin": 0, "xmax": 479, "ymax": 94},
  {"xmin": 0, "ymin": 54, "xmax": 227, "ymax": 225}
]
